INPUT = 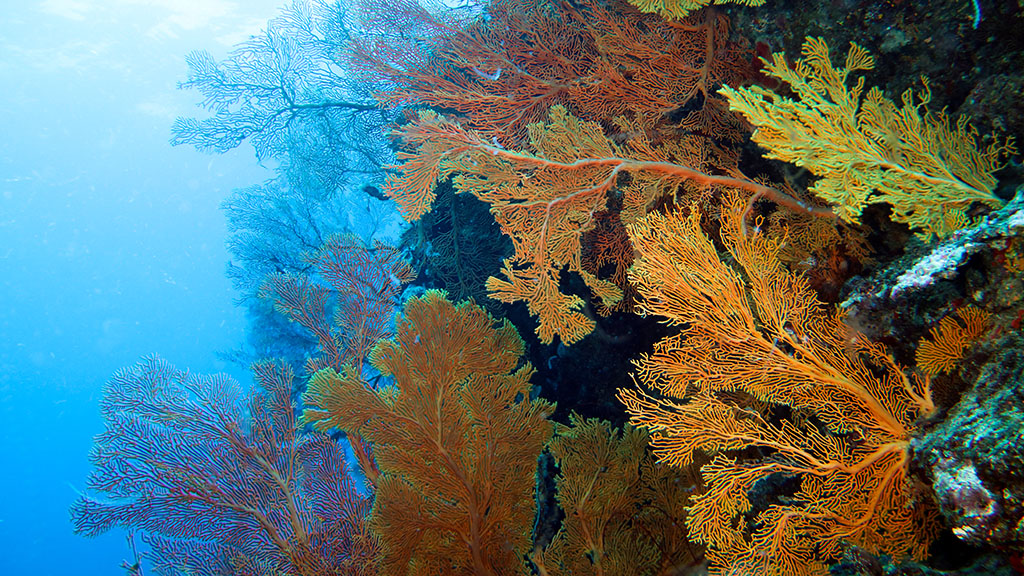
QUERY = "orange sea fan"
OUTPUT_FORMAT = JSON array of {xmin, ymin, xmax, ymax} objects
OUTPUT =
[
  {"xmin": 618, "ymin": 192, "xmax": 940, "ymax": 576},
  {"xmin": 916, "ymin": 306, "xmax": 991, "ymax": 376},
  {"xmin": 303, "ymin": 291, "xmax": 554, "ymax": 576}
]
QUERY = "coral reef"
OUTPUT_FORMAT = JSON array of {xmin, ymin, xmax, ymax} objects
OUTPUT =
[
  {"xmin": 534, "ymin": 415, "xmax": 702, "ymax": 576},
  {"xmin": 73, "ymin": 0, "xmax": 1024, "ymax": 574},
  {"xmin": 917, "ymin": 333, "xmax": 1024, "ymax": 552},
  {"xmin": 722, "ymin": 37, "xmax": 1014, "ymax": 240},
  {"xmin": 842, "ymin": 188, "xmax": 1024, "ymax": 350}
]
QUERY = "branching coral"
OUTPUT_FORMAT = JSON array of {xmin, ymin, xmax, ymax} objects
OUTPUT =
[
  {"xmin": 303, "ymin": 291, "xmax": 555, "ymax": 576},
  {"xmin": 386, "ymin": 105, "xmax": 822, "ymax": 344},
  {"xmin": 618, "ymin": 193, "xmax": 941, "ymax": 575},
  {"xmin": 721, "ymin": 37, "xmax": 1016, "ymax": 241},
  {"xmin": 626, "ymin": 0, "xmax": 766, "ymax": 20},
  {"xmin": 534, "ymin": 415, "xmax": 703, "ymax": 576},
  {"xmin": 71, "ymin": 357, "xmax": 375, "ymax": 576}
]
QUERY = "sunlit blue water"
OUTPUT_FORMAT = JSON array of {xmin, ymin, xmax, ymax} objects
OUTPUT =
[{"xmin": 0, "ymin": 2, "xmax": 289, "ymax": 572}]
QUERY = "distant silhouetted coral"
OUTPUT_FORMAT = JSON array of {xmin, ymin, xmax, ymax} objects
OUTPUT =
[{"xmin": 71, "ymin": 356, "xmax": 375, "ymax": 576}]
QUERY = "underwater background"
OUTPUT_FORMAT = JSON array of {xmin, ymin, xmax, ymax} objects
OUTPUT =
[
  {"xmin": 3, "ymin": 0, "xmax": 1024, "ymax": 575},
  {"xmin": 0, "ymin": 1, "xmax": 285, "ymax": 572}
]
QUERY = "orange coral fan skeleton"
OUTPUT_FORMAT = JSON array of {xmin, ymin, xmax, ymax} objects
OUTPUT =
[
  {"xmin": 618, "ymin": 193, "xmax": 939, "ymax": 576},
  {"xmin": 386, "ymin": 107, "xmax": 828, "ymax": 344},
  {"xmin": 362, "ymin": 1, "xmax": 838, "ymax": 345},
  {"xmin": 353, "ymin": 0, "xmax": 751, "ymax": 146},
  {"xmin": 916, "ymin": 306, "xmax": 991, "ymax": 376}
]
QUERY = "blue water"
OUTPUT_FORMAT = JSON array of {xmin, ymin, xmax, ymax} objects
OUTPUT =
[{"xmin": 0, "ymin": 2, "xmax": 287, "ymax": 572}]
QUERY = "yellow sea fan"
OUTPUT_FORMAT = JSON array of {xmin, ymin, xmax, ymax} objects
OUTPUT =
[
  {"xmin": 626, "ymin": 0, "xmax": 767, "ymax": 20},
  {"xmin": 721, "ymin": 37, "xmax": 1015, "ymax": 241}
]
